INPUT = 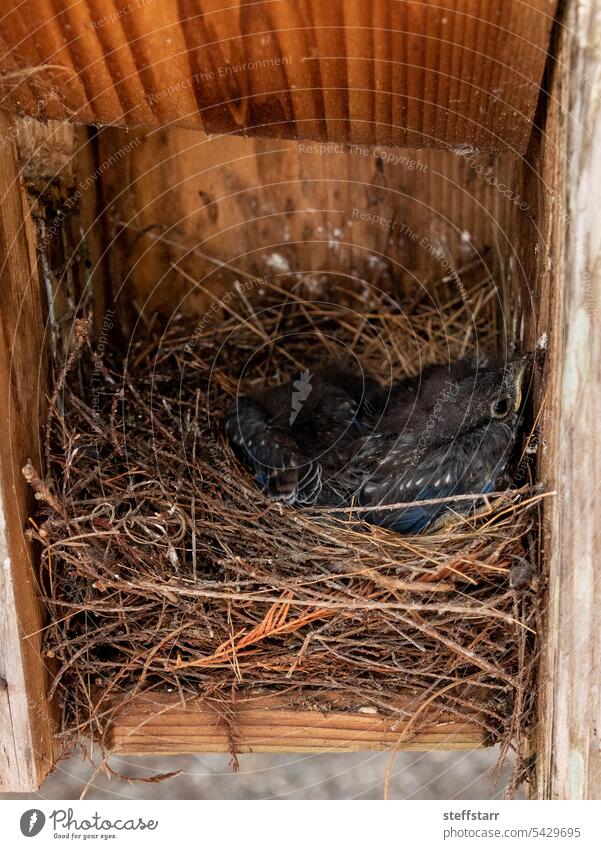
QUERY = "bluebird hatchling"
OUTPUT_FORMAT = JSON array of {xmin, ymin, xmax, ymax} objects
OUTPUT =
[{"xmin": 225, "ymin": 355, "xmax": 531, "ymax": 534}]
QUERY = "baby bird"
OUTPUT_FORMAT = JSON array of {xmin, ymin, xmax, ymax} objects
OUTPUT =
[{"xmin": 225, "ymin": 355, "xmax": 531, "ymax": 534}]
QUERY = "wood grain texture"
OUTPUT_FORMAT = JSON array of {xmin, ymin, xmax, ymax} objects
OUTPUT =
[
  {"xmin": 88, "ymin": 125, "xmax": 529, "ymax": 321},
  {"xmin": 109, "ymin": 693, "xmax": 486, "ymax": 754},
  {"xmin": 0, "ymin": 0, "xmax": 558, "ymax": 152},
  {"xmin": 15, "ymin": 118, "xmax": 77, "ymax": 192},
  {"xmin": 534, "ymin": 0, "xmax": 601, "ymax": 800},
  {"xmin": 0, "ymin": 111, "xmax": 58, "ymax": 792}
]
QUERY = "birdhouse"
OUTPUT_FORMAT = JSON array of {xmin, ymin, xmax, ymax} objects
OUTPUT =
[{"xmin": 0, "ymin": 0, "xmax": 598, "ymax": 801}]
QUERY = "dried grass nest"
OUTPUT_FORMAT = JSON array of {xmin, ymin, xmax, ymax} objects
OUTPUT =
[{"xmin": 26, "ymin": 262, "xmax": 546, "ymax": 794}]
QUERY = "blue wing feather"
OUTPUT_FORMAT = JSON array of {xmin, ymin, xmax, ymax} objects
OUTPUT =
[{"xmin": 355, "ymin": 424, "xmax": 513, "ymax": 534}]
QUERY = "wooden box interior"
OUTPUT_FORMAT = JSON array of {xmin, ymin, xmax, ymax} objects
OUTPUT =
[
  {"xmin": 1, "ymin": 121, "xmax": 551, "ymax": 765},
  {"xmin": 3, "ymin": 0, "xmax": 585, "ymax": 796}
]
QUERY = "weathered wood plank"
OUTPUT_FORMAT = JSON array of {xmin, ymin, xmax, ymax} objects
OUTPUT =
[
  {"xmin": 0, "ymin": 0, "xmax": 558, "ymax": 152},
  {"xmin": 535, "ymin": 0, "xmax": 601, "ymax": 800},
  {"xmin": 0, "ymin": 111, "xmax": 58, "ymax": 792},
  {"xmin": 109, "ymin": 694, "xmax": 486, "ymax": 755}
]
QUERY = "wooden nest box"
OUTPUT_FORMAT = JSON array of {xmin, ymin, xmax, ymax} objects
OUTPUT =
[{"xmin": 0, "ymin": 0, "xmax": 599, "ymax": 799}]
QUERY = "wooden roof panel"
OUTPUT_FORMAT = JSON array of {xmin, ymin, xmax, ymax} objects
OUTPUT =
[{"xmin": 0, "ymin": 0, "xmax": 558, "ymax": 151}]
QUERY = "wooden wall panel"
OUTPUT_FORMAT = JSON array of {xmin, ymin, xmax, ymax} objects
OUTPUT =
[
  {"xmin": 89, "ymin": 125, "xmax": 531, "ymax": 321},
  {"xmin": 0, "ymin": 112, "xmax": 58, "ymax": 792},
  {"xmin": 534, "ymin": 0, "xmax": 601, "ymax": 801},
  {"xmin": 0, "ymin": 0, "xmax": 558, "ymax": 152}
]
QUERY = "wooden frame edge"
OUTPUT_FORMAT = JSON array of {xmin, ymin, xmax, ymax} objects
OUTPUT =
[
  {"xmin": 108, "ymin": 694, "xmax": 487, "ymax": 756},
  {"xmin": 535, "ymin": 0, "xmax": 601, "ymax": 800},
  {"xmin": 0, "ymin": 110, "xmax": 59, "ymax": 792}
]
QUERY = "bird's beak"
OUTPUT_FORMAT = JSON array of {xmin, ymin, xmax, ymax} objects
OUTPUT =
[{"xmin": 510, "ymin": 353, "xmax": 533, "ymax": 411}]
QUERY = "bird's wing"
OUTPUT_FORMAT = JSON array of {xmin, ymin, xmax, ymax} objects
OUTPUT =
[
  {"xmin": 357, "ymin": 449, "xmax": 461, "ymax": 533},
  {"xmin": 356, "ymin": 424, "xmax": 513, "ymax": 534},
  {"xmin": 225, "ymin": 396, "xmax": 305, "ymax": 500}
]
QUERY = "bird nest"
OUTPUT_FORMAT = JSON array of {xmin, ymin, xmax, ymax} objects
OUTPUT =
[{"xmin": 26, "ymin": 260, "xmax": 545, "ymax": 795}]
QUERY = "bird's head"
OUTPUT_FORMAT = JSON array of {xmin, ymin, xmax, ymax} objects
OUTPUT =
[{"xmin": 453, "ymin": 353, "xmax": 532, "ymax": 431}]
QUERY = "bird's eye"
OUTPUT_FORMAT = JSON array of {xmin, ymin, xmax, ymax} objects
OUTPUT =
[{"xmin": 491, "ymin": 397, "xmax": 510, "ymax": 417}]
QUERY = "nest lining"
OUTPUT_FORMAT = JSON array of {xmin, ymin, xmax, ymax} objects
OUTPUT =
[{"xmin": 27, "ymin": 262, "xmax": 544, "ymax": 795}]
